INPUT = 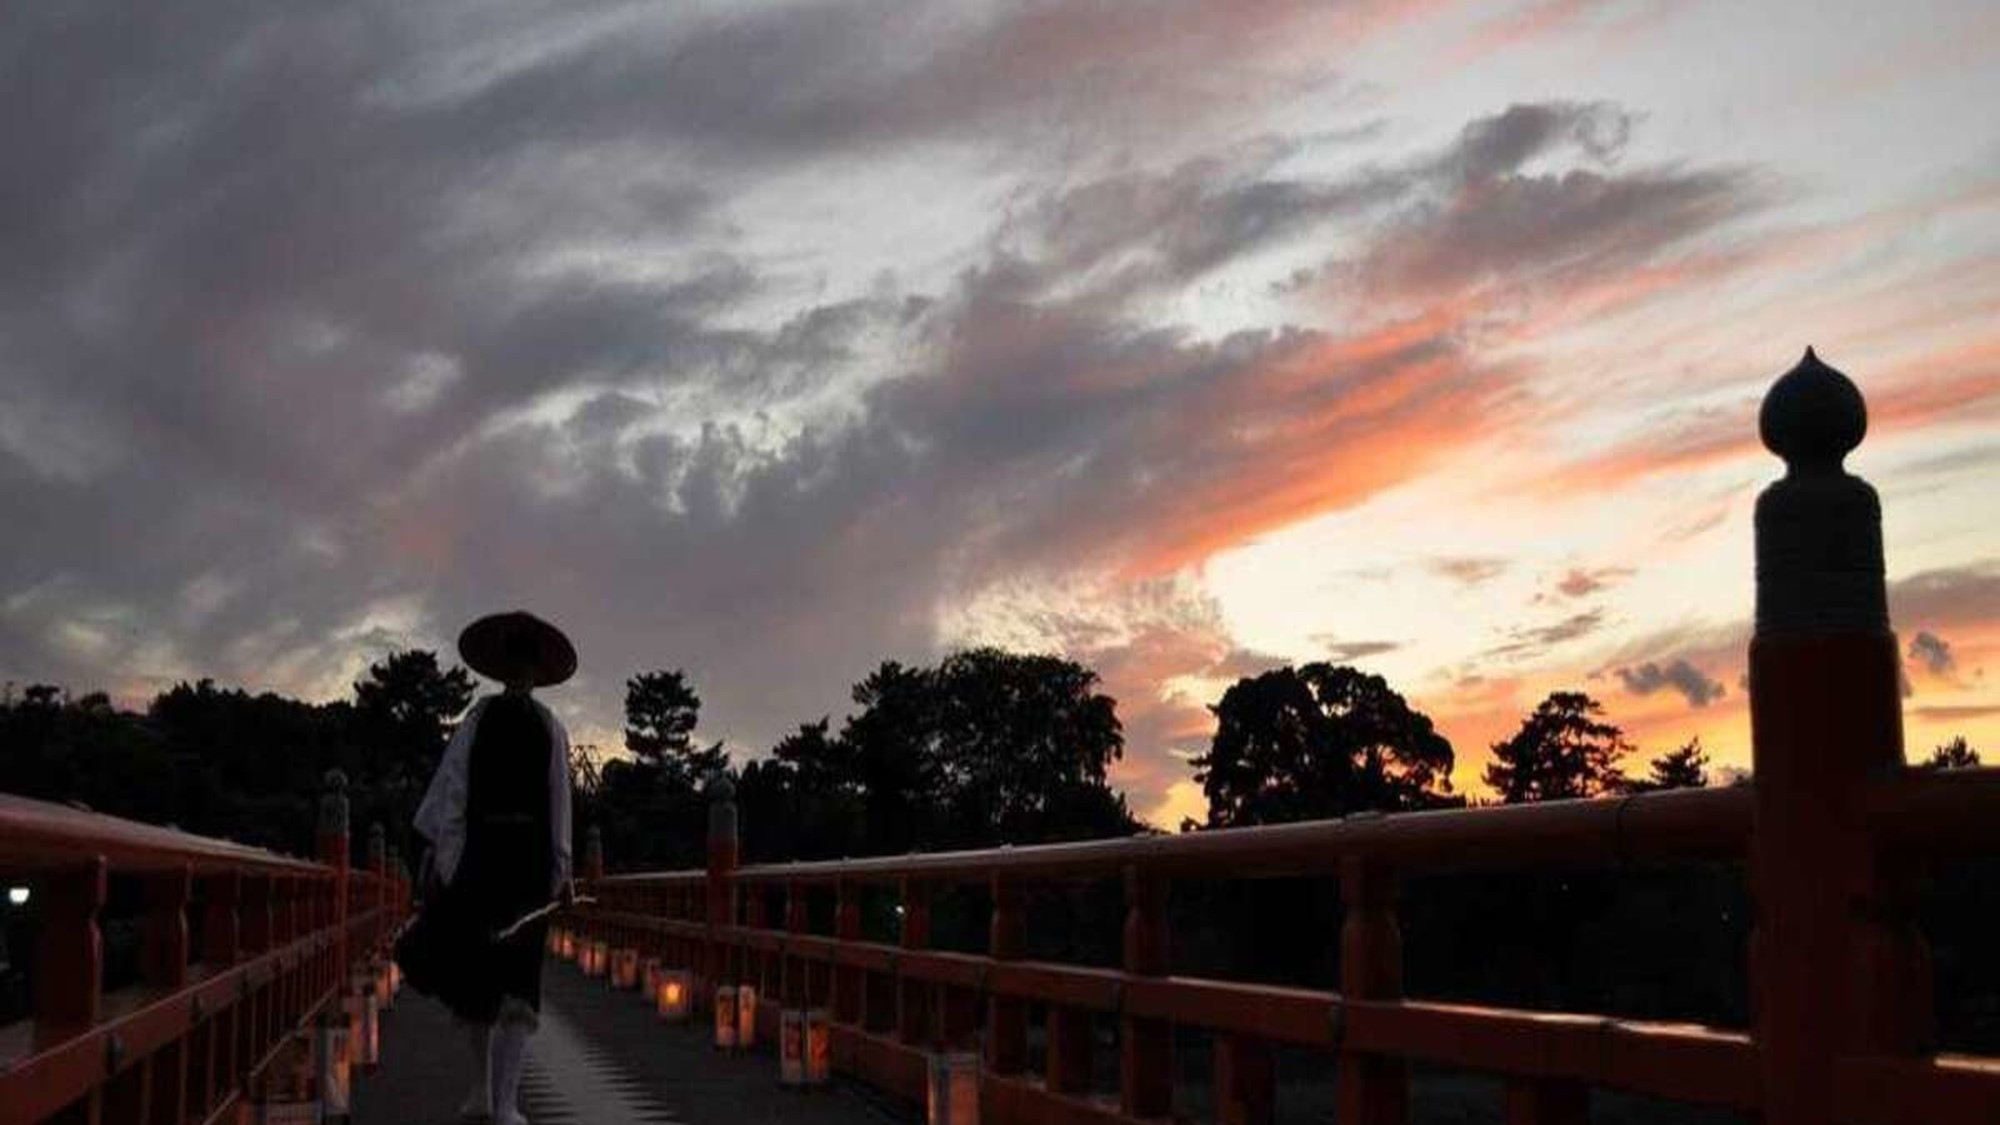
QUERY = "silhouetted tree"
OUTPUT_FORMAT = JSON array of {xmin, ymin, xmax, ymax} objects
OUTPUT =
[
  {"xmin": 1921, "ymin": 736, "xmax": 1981, "ymax": 771},
  {"xmin": 930, "ymin": 648, "xmax": 1132, "ymax": 846},
  {"xmin": 352, "ymin": 650, "xmax": 476, "ymax": 841},
  {"xmin": 623, "ymin": 669, "xmax": 722, "ymax": 787},
  {"xmin": 1641, "ymin": 737, "xmax": 1710, "ymax": 791},
  {"xmin": 1484, "ymin": 691, "xmax": 1632, "ymax": 802},
  {"xmin": 1192, "ymin": 664, "xmax": 1456, "ymax": 827}
]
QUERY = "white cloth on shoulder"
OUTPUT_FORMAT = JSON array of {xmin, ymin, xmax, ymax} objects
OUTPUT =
[{"xmin": 414, "ymin": 692, "xmax": 573, "ymax": 897}]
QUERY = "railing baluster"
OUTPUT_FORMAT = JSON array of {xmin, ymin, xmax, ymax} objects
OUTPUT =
[
  {"xmin": 142, "ymin": 864, "xmax": 193, "ymax": 990},
  {"xmin": 896, "ymin": 877, "xmax": 932, "ymax": 1047},
  {"xmin": 834, "ymin": 877, "xmax": 862, "ymax": 1025},
  {"xmin": 1215, "ymin": 1033, "xmax": 1275, "ymax": 1125},
  {"xmin": 1338, "ymin": 856, "xmax": 1406, "ymax": 1124},
  {"xmin": 1044, "ymin": 1003, "xmax": 1092, "ymax": 1096},
  {"xmin": 33, "ymin": 856, "xmax": 106, "ymax": 1050},
  {"xmin": 987, "ymin": 874, "xmax": 1027, "ymax": 1076},
  {"xmin": 1120, "ymin": 864, "xmax": 1171, "ymax": 1118}
]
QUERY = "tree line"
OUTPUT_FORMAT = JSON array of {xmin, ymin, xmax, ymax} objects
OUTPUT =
[
  {"xmin": 2, "ymin": 650, "xmax": 1991, "ymax": 1044},
  {"xmin": 4, "ymin": 648, "xmax": 1978, "ymax": 868}
]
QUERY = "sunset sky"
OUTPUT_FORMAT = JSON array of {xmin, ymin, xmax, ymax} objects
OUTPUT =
[{"xmin": 4, "ymin": 0, "xmax": 1997, "ymax": 828}]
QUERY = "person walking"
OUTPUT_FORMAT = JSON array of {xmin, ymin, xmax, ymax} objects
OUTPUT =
[{"xmin": 411, "ymin": 611, "xmax": 576, "ymax": 1124}]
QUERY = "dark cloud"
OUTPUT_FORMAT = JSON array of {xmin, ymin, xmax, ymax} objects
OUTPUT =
[
  {"xmin": 1312, "ymin": 637, "xmax": 1403, "ymax": 663},
  {"xmin": 1907, "ymin": 631, "xmax": 1956, "ymax": 678},
  {"xmin": 1486, "ymin": 610, "xmax": 1609, "ymax": 658},
  {"xmin": 0, "ymin": 2, "xmax": 1770, "ymax": 822},
  {"xmin": 1615, "ymin": 658, "xmax": 1725, "ymax": 708}
]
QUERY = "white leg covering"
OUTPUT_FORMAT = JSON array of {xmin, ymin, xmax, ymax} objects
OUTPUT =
[
  {"xmin": 456, "ymin": 1019, "xmax": 493, "ymax": 1121},
  {"xmin": 491, "ymin": 998, "xmax": 537, "ymax": 1125}
]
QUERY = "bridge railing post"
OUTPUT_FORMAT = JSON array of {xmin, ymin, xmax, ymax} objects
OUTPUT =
[
  {"xmin": 1119, "ymin": 864, "xmax": 1171, "ymax": 1117},
  {"xmin": 1337, "ymin": 855, "xmax": 1406, "ymax": 1124},
  {"xmin": 895, "ymin": 877, "xmax": 932, "ymax": 1047},
  {"xmin": 32, "ymin": 857, "xmax": 107, "ymax": 1052},
  {"xmin": 986, "ymin": 873, "xmax": 1027, "ymax": 1077},
  {"xmin": 1748, "ymin": 349, "xmax": 1931, "ymax": 1123},
  {"xmin": 705, "ymin": 773, "xmax": 739, "ymax": 1010}
]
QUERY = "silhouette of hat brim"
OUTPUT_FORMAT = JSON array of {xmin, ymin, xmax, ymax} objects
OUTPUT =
[{"xmin": 458, "ymin": 612, "xmax": 577, "ymax": 687}]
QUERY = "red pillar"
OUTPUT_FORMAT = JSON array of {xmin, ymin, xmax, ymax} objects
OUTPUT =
[
  {"xmin": 896, "ymin": 878, "xmax": 932, "ymax": 1047},
  {"xmin": 705, "ymin": 773, "xmax": 738, "ymax": 1006},
  {"xmin": 1338, "ymin": 856, "xmax": 1406, "ymax": 1124},
  {"xmin": 1748, "ymin": 349, "xmax": 1929, "ymax": 1123},
  {"xmin": 986, "ymin": 874, "xmax": 1027, "ymax": 1076},
  {"xmin": 34, "ymin": 857, "xmax": 107, "ymax": 1050},
  {"xmin": 1119, "ymin": 865, "xmax": 1171, "ymax": 1118}
]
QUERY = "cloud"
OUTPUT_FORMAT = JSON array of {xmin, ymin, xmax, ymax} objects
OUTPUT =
[
  {"xmin": 0, "ymin": 1, "xmax": 1810, "ymax": 826},
  {"xmin": 1485, "ymin": 610, "xmax": 1609, "ymax": 658},
  {"xmin": 1313, "ymin": 638, "xmax": 1405, "ymax": 663},
  {"xmin": 1615, "ymin": 658, "xmax": 1726, "ymax": 708},
  {"xmin": 1549, "ymin": 566, "xmax": 1634, "ymax": 599},
  {"xmin": 1907, "ymin": 631, "xmax": 1957, "ymax": 678},
  {"xmin": 1432, "ymin": 557, "xmax": 1511, "ymax": 587}
]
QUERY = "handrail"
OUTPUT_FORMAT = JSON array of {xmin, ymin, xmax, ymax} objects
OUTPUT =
[
  {"xmin": 0, "ymin": 783, "xmax": 410, "ymax": 1125},
  {"xmin": 598, "ymin": 784, "xmax": 1754, "ymax": 887},
  {"xmin": 0, "ymin": 793, "xmax": 326, "ymax": 875}
]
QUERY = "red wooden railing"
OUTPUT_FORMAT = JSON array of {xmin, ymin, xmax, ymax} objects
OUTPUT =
[
  {"xmin": 0, "ymin": 773, "xmax": 408, "ymax": 1124},
  {"xmin": 567, "ymin": 349, "xmax": 2000, "ymax": 1124}
]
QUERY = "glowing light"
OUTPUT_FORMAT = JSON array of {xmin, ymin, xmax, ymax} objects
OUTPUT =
[
  {"xmin": 714, "ymin": 982, "xmax": 739, "ymax": 1048},
  {"xmin": 7, "ymin": 887, "xmax": 27, "ymax": 906},
  {"xmin": 736, "ymin": 984, "xmax": 758, "ymax": 1048},
  {"xmin": 927, "ymin": 1051, "xmax": 980, "ymax": 1124}
]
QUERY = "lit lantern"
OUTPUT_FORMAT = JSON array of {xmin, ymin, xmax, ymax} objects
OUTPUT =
[
  {"xmin": 388, "ymin": 959, "xmax": 403, "ymax": 997},
  {"xmin": 255, "ymin": 1033, "xmax": 322, "ymax": 1124},
  {"xmin": 736, "ymin": 984, "xmax": 758, "ymax": 1048},
  {"xmin": 656, "ymin": 969, "xmax": 692, "ymax": 1022},
  {"xmin": 804, "ymin": 1007, "xmax": 831, "ymax": 1086},
  {"xmin": 547, "ymin": 926, "xmax": 562, "ymax": 955},
  {"xmin": 344, "ymin": 986, "xmax": 380, "ymax": 1072},
  {"xmin": 641, "ymin": 957, "xmax": 661, "ymax": 999},
  {"xmin": 612, "ymin": 948, "xmax": 639, "ymax": 989},
  {"xmin": 586, "ymin": 940, "xmax": 609, "ymax": 977},
  {"xmin": 779, "ymin": 1009, "xmax": 805, "ymax": 1086},
  {"xmin": 315, "ymin": 1009, "xmax": 352, "ymax": 1122},
  {"xmin": 713, "ymin": 982, "xmax": 738, "ymax": 1048},
  {"xmin": 926, "ymin": 1052, "xmax": 980, "ymax": 1125},
  {"xmin": 375, "ymin": 962, "xmax": 394, "ymax": 1011}
]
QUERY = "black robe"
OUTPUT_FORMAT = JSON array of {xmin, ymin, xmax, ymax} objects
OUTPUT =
[{"xmin": 420, "ymin": 693, "xmax": 555, "ymax": 1022}]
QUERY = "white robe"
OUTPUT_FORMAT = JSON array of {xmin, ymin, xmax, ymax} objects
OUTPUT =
[{"xmin": 414, "ymin": 692, "xmax": 573, "ymax": 897}]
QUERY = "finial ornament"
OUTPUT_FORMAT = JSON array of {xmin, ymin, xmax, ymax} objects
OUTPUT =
[
  {"xmin": 1759, "ymin": 346, "xmax": 1868, "ymax": 471},
  {"xmin": 1753, "ymin": 347, "xmax": 1888, "ymax": 638}
]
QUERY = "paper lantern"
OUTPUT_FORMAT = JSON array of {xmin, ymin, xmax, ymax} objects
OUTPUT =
[
  {"xmin": 804, "ymin": 1008, "xmax": 831, "ymax": 1085},
  {"xmin": 714, "ymin": 983, "xmax": 738, "ymax": 1048},
  {"xmin": 779, "ymin": 1009, "xmax": 805, "ymax": 1086},
  {"xmin": 926, "ymin": 1051, "xmax": 980, "ymax": 1125},
  {"xmin": 641, "ymin": 957, "xmax": 661, "ymax": 999},
  {"xmin": 315, "ymin": 1010, "xmax": 352, "ymax": 1122},
  {"xmin": 254, "ymin": 1034, "xmax": 322, "ymax": 1124},
  {"xmin": 388, "ymin": 959, "xmax": 403, "ymax": 997},
  {"xmin": 656, "ymin": 969, "xmax": 692, "ymax": 1022},
  {"xmin": 548, "ymin": 926, "xmax": 563, "ymax": 955},
  {"xmin": 343, "ymin": 987, "xmax": 380, "ymax": 1073},
  {"xmin": 559, "ymin": 930, "xmax": 577, "ymax": 960},
  {"xmin": 585, "ymin": 940, "xmax": 609, "ymax": 977},
  {"xmin": 736, "ymin": 984, "xmax": 758, "ymax": 1048},
  {"xmin": 612, "ymin": 948, "xmax": 639, "ymax": 989},
  {"xmin": 374, "ymin": 962, "xmax": 394, "ymax": 1011}
]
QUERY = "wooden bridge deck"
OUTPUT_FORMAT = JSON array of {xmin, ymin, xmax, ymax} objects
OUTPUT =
[{"xmin": 356, "ymin": 958, "xmax": 911, "ymax": 1125}]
